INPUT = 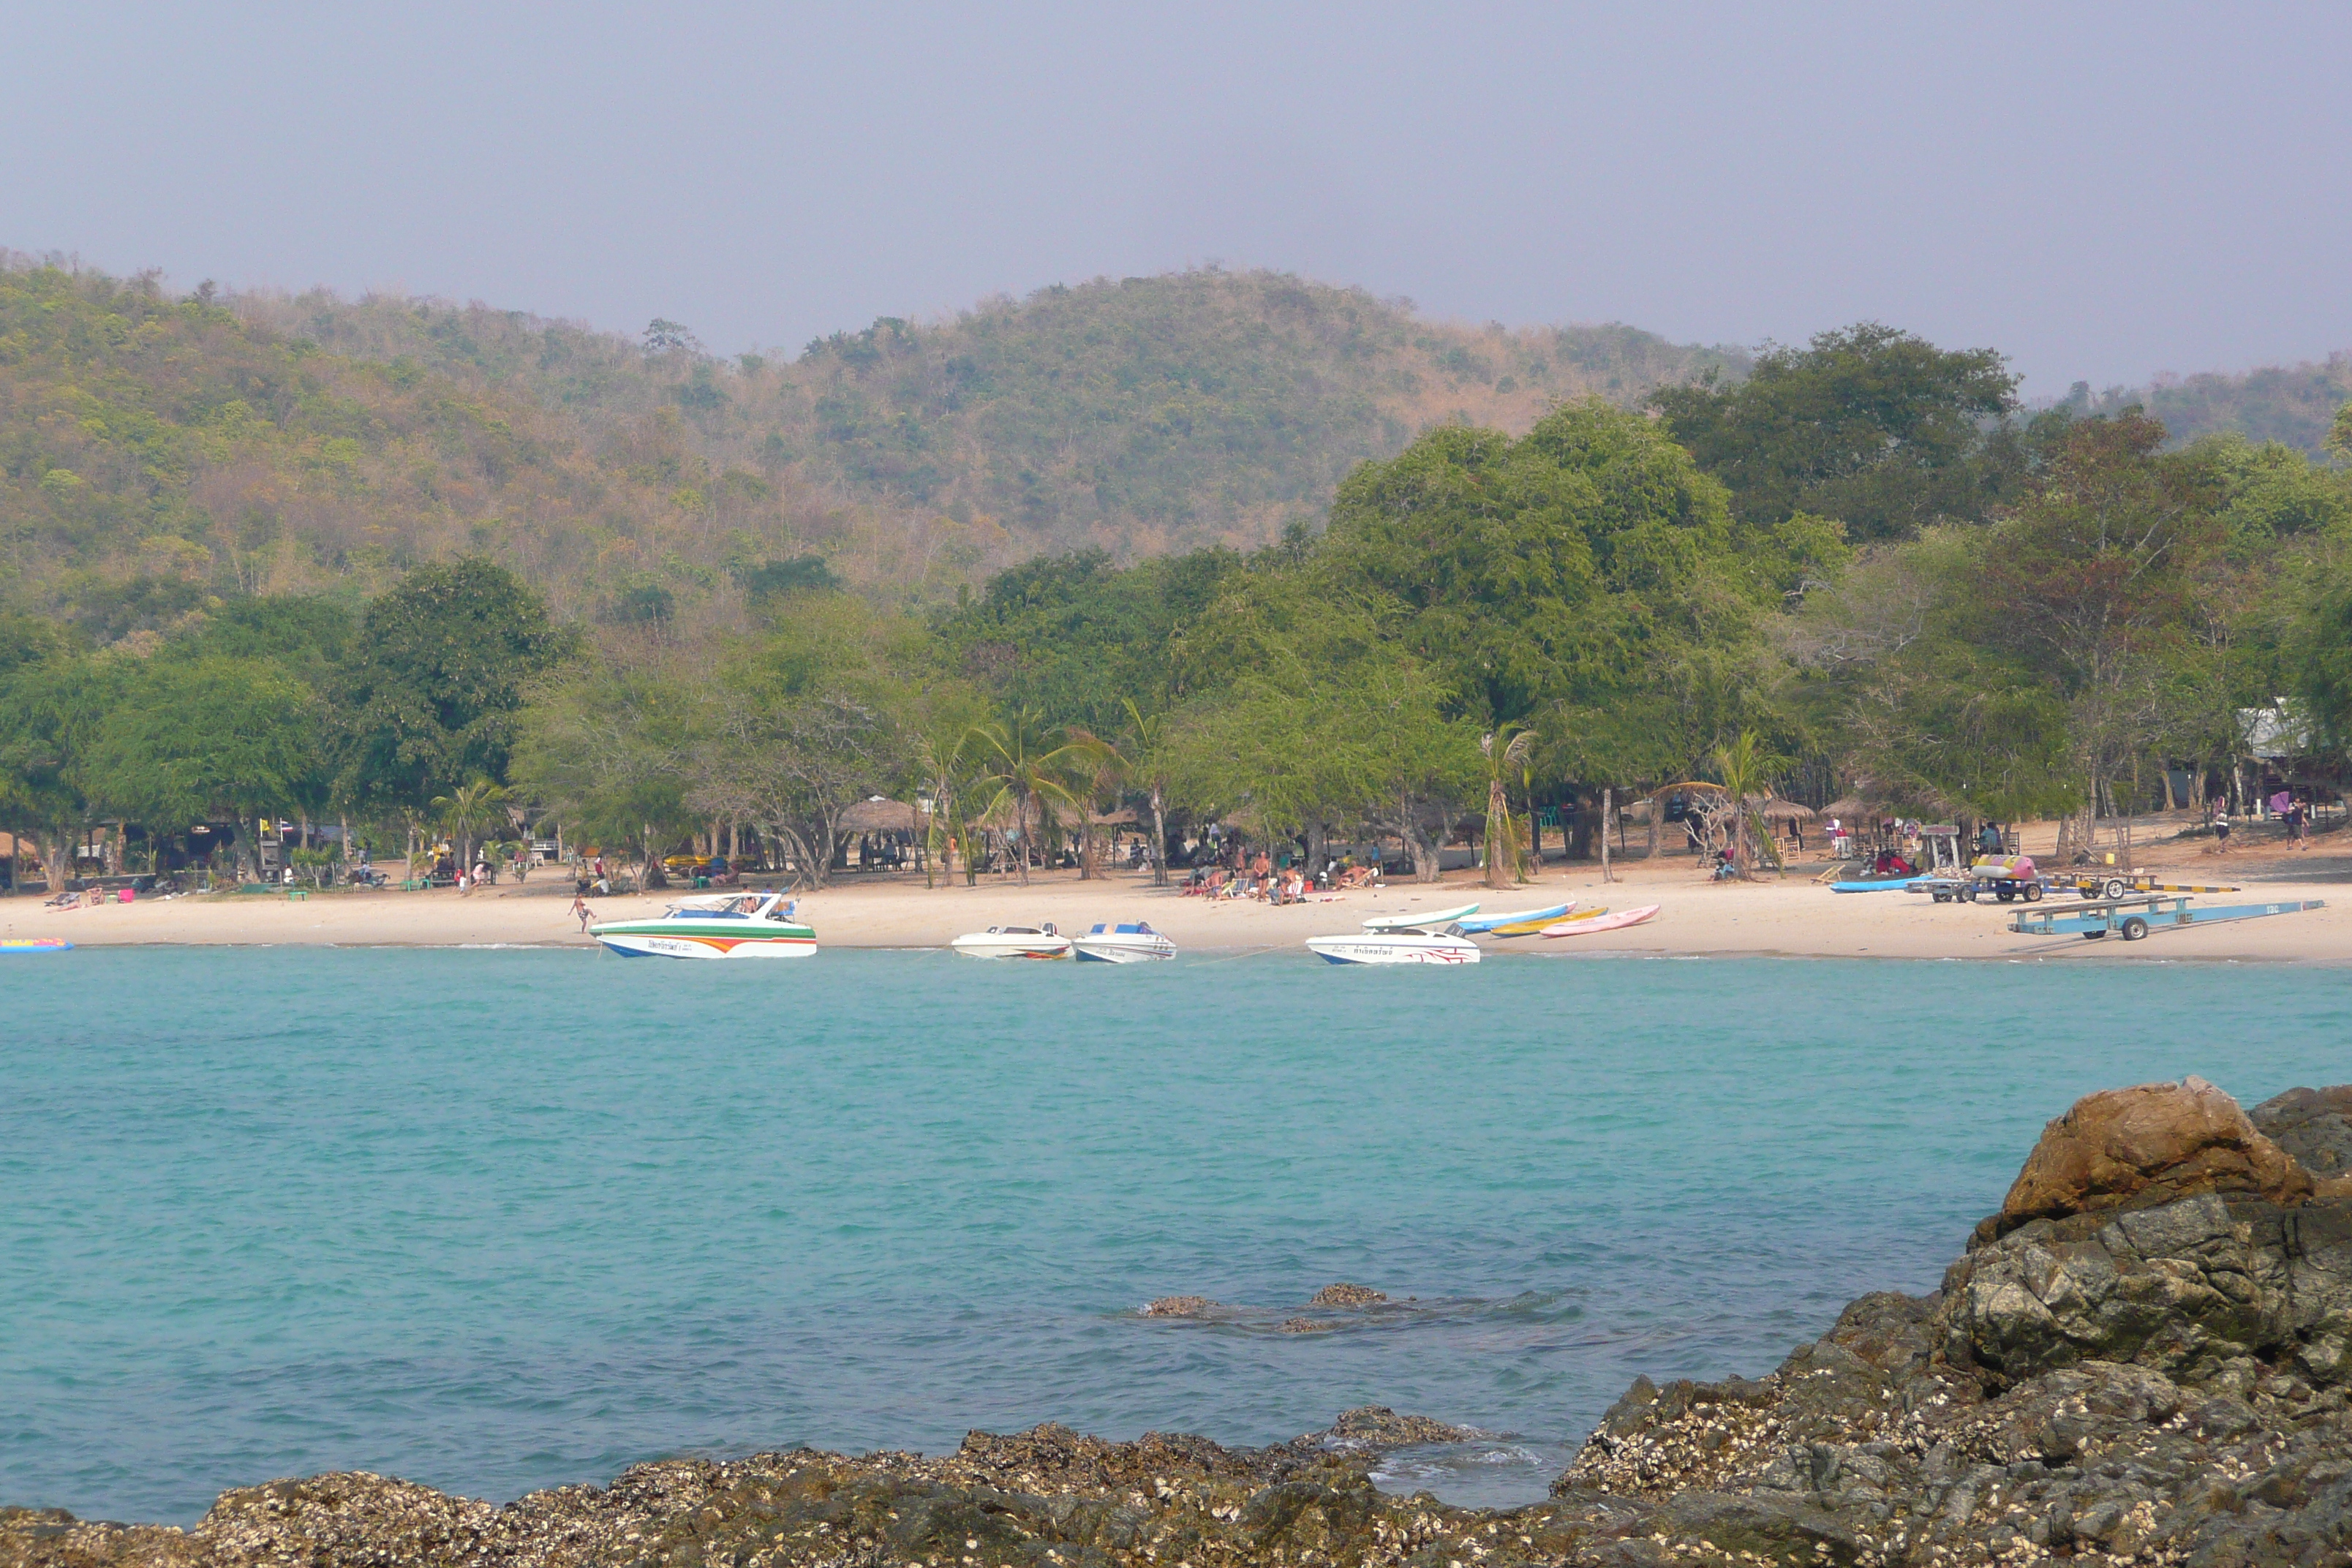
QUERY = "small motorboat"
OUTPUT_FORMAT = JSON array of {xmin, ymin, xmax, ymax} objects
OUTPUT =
[
  {"xmin": 1456, "ymin": 902, "xmax": 1571, "ymax": 935},
  {"xmin": 950, "ymin": 924, "xmax": 1072, "ymax": 960},
  {"xmin": 1305, "ymin": 917, "xmax": 1480, "ymax": 965},
  {"xmin": 1539, "ymin": 905, "xmax": 1659, "ymax": 936},
  {"xmin": 1359, "ymin": 902, "xmax": 1479, "ymax": 932},
  {"xmin": 590, "ymin": 891, "xmax": 815, "ymax": 959},
  {"xmin": 1071, "ymin": 921, "xmax": 1175, "ymax": 962}
]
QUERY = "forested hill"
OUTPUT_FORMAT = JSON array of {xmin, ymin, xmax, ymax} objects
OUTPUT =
[
  {"xmin": 2051, "ymin": 355, "xmax": 2352, "ymax": 456},
  {"xmin": 235, "ymin": 269, "xmax": 1748, "ymax": 557},
  {"xmin": 1, "ymin": 258, "xmax": 1744, "ymax": 633}
]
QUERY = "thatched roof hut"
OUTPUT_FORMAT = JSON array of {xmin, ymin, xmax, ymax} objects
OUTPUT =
[
  {"xmin": 1749, "ymin": 794, "xmax": 1817, "ymax": 824},
  {"xmin": 840, "ymin": 796, "xmax": 922, "ymax": 833}
]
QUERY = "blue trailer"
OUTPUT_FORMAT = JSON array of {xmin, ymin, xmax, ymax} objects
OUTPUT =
[{"xmin": 2009, "ymin": 894, "xmax": 2325, "ymax": 942}]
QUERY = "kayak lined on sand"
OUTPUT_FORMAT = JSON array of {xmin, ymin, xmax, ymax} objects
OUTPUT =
[
  {"xmin": 0, "ymin": 938, "xmax": 73, "ymax": 953},
  {"xmin": 1831, "ymin": 878, "xmax": 1919, "ymax": 894},
  {"xmin": 1539, "ymin": 905, "xmax": 1659, "ymax": 936},
  {"xmin": 1360, "ymin": 902, "xmax": 1478, "ymax": 931},
  {"xmin": 1457, "ymin": 902, "xmax": 1572, "ymax": 935}
]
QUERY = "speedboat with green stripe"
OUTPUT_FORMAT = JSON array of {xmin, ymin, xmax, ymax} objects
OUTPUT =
[{"xmin": 590, "ymin": 891, "xmax": 816, "ymax": 959}]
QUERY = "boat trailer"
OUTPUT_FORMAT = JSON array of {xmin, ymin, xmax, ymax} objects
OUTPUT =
[
  {"xmin": 1918, "ymin": 872, "xmax": 2244, "ymax": 906},
  {"xmin": 2008, "ymin": 892, "xmax": 2325, "ymax": 942}
]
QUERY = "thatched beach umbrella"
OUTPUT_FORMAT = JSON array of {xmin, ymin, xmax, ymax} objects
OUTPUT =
[
  {"xmin": 1749, "ymin": 794, "xmax": 1817, "ymax": 825},
  {"xmin": 839, "ymin": 797, "xmax": 922, "ymax": 833}
]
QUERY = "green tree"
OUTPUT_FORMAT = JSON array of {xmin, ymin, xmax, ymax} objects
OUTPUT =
[
  {"xmin": 83, "ymin": 656, "xmax": 320, "ymax": 882},
  {"xmin": 1787, "ymin": 529, "xmax": 2082, "ymax": 824},
  {"xmin": 429, "ymin": 778, "xmax": 516, "ymax": 881},
  {"xmin": 0, "ymin": 643, "xmax": 110, "ymax": 891},
  {"xmin": 1119, "ymin": 698, "xmax": 1175, "ymax": 886},
  {"xmin": 965, "ymin": 708, "xmax": 1099, "ymax": 886},
  {"xmin": 1319, "ymin": 399, "xmax": 1831, "ymax": 804},
  {"xmin": 1978, "ymin": 411, "xmax": 2222, "ymax": 834},
  {"xmin": 510, "ymin": 651, "xmax": 702, "ymax": 885},
  {"xmin": 1651, "ymin": 323, "xmax": 2022, "ymax": 542},
  {"xmin": 336, "ymin": 559, "xmax": 578, "ymax": 811},
  {"xmin": 699, "ymin": 595, "xmax": 922, "ymax": 886}
]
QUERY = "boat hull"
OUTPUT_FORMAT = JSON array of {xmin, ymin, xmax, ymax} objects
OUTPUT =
[
  {"xmin": 950, "ymin": 936, "xmax": 1072, "ymax": 960},
  {"xmin": 1071, "ymin": 936, "xmax": 1175, "ymax": 962},
  {"xmin": 592, "ymin": 923, "xmax": 816, "ymax": 959},
  {"xmin": 1305, "ymin": 934, "xmax": 1480, "ymax": 965}
]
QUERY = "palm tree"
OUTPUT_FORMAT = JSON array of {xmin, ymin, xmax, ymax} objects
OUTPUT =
[
  {"xmin": 914, "ymin": 725, "xmax": 982, "ymax": 889},
  {"xmin": 1480, "ymin": 725, "xmax": 1537, "ymax": 889},
  {"xmin": 429, "ymin": 778, "xmax": 515, "ymax": 882},
  {"xmin": 966, "ymin": 709, "xmax": 1099, "ymax": 887},
  {"xmin": 1120, "ymin": 698, "xmax": 1173, "ymax": 887},
  {"xmin": 1711, "ymin": 730, "xmax": 1788, "ymax": 878}
]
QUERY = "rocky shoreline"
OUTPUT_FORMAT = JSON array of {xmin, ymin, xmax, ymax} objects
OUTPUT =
[{"xmin": 10, "ymin": 1080, "xmax": 2351, "ymax": 1567}]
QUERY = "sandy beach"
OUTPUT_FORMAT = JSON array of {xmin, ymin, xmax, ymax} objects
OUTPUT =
[{"xmin": 13, "ymin": 821, "xmax": 2348, "ymax": 962}]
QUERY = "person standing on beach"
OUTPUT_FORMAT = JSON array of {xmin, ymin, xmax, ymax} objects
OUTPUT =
[{"xmin": 572, "ymin": 893, "xmax": 595, "ymax": 932}]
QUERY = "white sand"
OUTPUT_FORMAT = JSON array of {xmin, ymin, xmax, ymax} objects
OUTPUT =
[{"xmin": 15, "ymin": 837, "xmax": 2348, "ymax": 962}]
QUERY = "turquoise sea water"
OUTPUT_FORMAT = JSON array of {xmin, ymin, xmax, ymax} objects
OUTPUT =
[{"xmin": 5, "ymin": 947, "xmax": 2351, "ymax": 1524}]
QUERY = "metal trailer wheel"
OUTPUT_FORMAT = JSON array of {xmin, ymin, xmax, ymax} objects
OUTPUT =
[
  {"xmin": 1931, "ymin": 889, "xmax": 1950, "ymax": 902},
  {"xmin": 2104, "ymin": 878, "xmax": 2130, "ymax": 901},
  {"xmin": 1997, "ymin": 889, "xmax": 2016, "ymax": 902},
  {"xmin": 2121, "ymin": 916, "xmax": 2150, "ymax": 941},
  {"xmin": 2078, "ymin": 883, "xmax": 2100, "ymax": 899},
  {"xmin": 1959, "ymin": 887, "xmax": 1976, "ymax": 903},
  {"xmin": 2024, "ymin": 883, "xmax": 2044, "ymax": 902},
  {"xmin": 2082, "ymin": 929, "xmax": 2108, "ymax": 939}
]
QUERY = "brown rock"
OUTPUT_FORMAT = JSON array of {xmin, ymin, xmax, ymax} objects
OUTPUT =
[
  {"xmin": 1991, "ymin": 1076, "xmax": 2313, "ymax": 1238},
  {"xmin": 1140, "ymin": 1295, "xmax": 1217, "ymax": 1317},
  {"xmin": 1306, "ymin": 1282, "xmax": 1386, "ymax": 1308},
  {"xmin": 1310, "ymin": 1406, "xmax": 1477, "ymax": 1446}
]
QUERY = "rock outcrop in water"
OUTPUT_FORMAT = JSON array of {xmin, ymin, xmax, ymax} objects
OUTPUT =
[{"xmin": 10, "ymin": 1079, "xmax": 2352, "ymax": 1567}]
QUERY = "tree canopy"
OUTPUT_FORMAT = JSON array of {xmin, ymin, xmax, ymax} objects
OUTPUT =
[{"xmin": 1651, "ymin": 323, "xmax": 2025, "ymax": 542}]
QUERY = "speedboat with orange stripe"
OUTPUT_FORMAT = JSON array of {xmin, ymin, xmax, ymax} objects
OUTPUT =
[{"xmin": 591, "ymin": 891, "xmax": 816, "ymax": 959}]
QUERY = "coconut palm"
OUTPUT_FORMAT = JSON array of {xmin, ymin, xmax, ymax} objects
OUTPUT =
[
  {"xmin": 965, "ymin": 709, "xmax": 1101, "ymax": 887},
  {"xmin": 1711, "ymin": 729, "xmax": 1790, "ymax": 878},
  {"xmin": 913, "ymin": 723, "xmax": 985, "ymax": 889},
  {"xmin": 429, "ymin": 777, "xmax": 515, "ymax": 880},
  {"xmin": 1120, "ymin": 698, "xmax": 1173, "ymax": 887},
  {"xmin": 1480, "ymin": 724, "xmax": 1538, "ymax": 889}
]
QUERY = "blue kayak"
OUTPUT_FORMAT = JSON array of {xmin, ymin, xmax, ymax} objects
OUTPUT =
[{"xmin": 1830, "ymin": 878, "xmax": 1918, "ymax": 894}]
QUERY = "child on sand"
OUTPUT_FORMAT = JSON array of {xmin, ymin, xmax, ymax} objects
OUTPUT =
[{"xmin": 571, "ymin": 894, "xmax": 595, "ymax": 932}]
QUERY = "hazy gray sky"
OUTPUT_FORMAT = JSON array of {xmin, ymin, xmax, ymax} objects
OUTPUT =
[{"xmin": 8, "ymin": 2, "xmax": 2346, "ymax": 393}]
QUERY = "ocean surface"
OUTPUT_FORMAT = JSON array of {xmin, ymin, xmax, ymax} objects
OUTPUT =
[{"xmin": 5, "ymin": 946, "xmax": 2350, "ymax": 1525}]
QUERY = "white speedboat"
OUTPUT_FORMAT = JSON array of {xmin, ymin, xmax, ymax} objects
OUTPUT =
[
  {"xmin": 950, "ymin": 924, "xmax": 1072, "ymax": 960},
  {"xmin": 1071, "ymin": 921, "xmax": 1175, "ymax": 962},
  {"xmin": 1305, "ymin": 919, "xmax": 1481, "ymax": 965},
  {"xmin": 1360, "ymin": 902, "xmax": 1478, "ymax": 931},
  {"xmin": 589, "ymin": 891, "xmax": 815, "ymax": 959}
]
